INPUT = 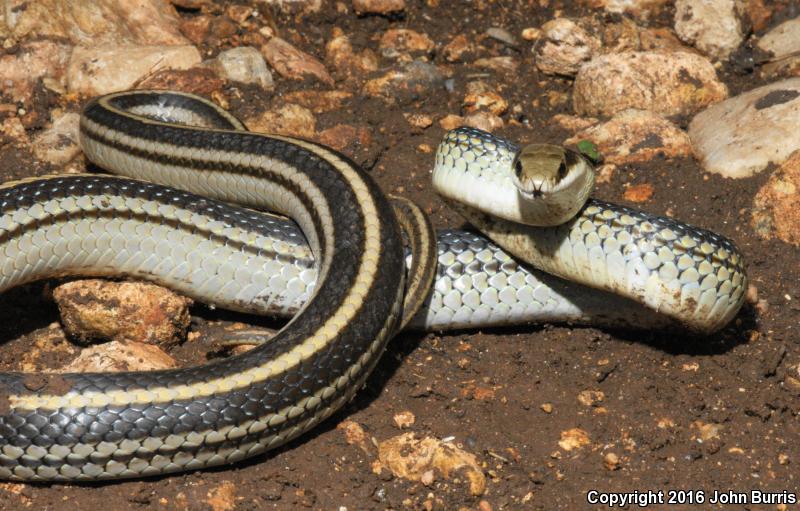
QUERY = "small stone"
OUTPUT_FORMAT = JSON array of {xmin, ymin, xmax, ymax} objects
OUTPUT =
[
  {"xmin": 393, "ymin": 411, "xmax": 416, "ymax": 429},
  {"xmin": 540, "ymin": 403, "xmax": 553, "ymax": 413},
  {"xmin": 581, "ymin": 0, "xmax": 670, "ymax": 19},
  {"xmin": 473, "ymin": 56, "xmax": 519, "ymax": 73},
  {"xmin": 551, "ymin": 114, "xmax": 599, "ymax": 132},
  {"xmin": 0, "ymin": 41, "xmax": 71, "ymax": 101},
  {"xmin": 486, "ymin": 27, "xmax": 517, "ymax": 47},
  {"xmin": 316, "ymin": 124, "xmax": 372, "ymax": 155},
  {"xmin": 338, "ymin": 420, "xmax": 374, "ymax": 455},
  {"xmin": 212, "ymin": 46, "xmax": 274, "ymax": 90},
  {"xmin": 261, "ymin": 37, "xmax": 333, "ymax": 85},
  {"xmin": 596, "ymin": 163, "xmax": 617, "ymax": 183},
  {"xmin": 756, "ymin": 17, "xmax": 800, "ymax": 77},
  {"xmin": 380, "ymin": 29, "xmax": 434, "ymax": 57},
  {"xmin": 180, "ymin": 15, "xmax": 212, "ymax": 45},
  {"xmin": 521, "ymin": 27, "xmax": 542, "ymax": 41},
  {"xmin": 404, "ymin": 113, "xmax": 433, "ymax": 129},
  {"xmin": 378, "ymin": 433, "xmax": 486, "ymax": 496},
  {"xmin": 689, "ymin": 78, "xmax": 800, "ymax": 178},
  {"xmin": 478, "ymin": 501, "xmax": 493, "ymax": 511},
  {"xmin": 53, "ymin": 280, "xmax": 192, "ymax": 349},
  {"xmin": 226, "ymin": 5, "xmax": 253, "ymax": 24},
  {"xmin": 363, "ymin": 61, "xmax": 444, "ymax": 104},
  {"xmin": 463, "ymin": 89, "xmax": 508, "ymax": 116},
  {"xmin": 558, "ymin": 428, "xmax": 590, "ymax": 451},
  {"xmin": 751, "ymin": 149, "xmax": 800, "ymax": 245},
  {"xmin": 32, "ymin": 112, "xmax": 81, "ymax": 165},
  {"xmin": 442, "ymin": 34, "xmax": 472, "ymax": 63},
  {"xmin": 66, "ymin": 44, "xmax": 201, "ymax": 95},
  {"xmin": 352, "ymin": 0, "xmax": 405, "ymax": 15},
  {"xmin": 282, "ymin": 90, "xmax": 353, "ymax": 113},
  {"xmin": 534, "ymin": 18, "xmax": 601, "ymax": 76},
  {"xmin": 246, "ymin": 104, "xmax": 317, "ymax": 139},
  {"xmin": 577, "ymin": 390, "xmax": 605, "ymax": 406},
  {"xmin": 326, "ymin": 29, "xmax": 379, "ymax": 77},
  {"xmin": 420, "ymin": 470, "xmax": 434, "ymax": 486},
  {"xmin": 674, "ymin": 0, "xmax": 745, "ymax": 60},
  {"xmin": 205, "ymin": 481, "xmax": 237, "ymax": 511},
  {"xmin": 624, "ymin": 183, "xmax": 655, "ymax": 203},
  {"xmin": 692, "ymin": 421, "xmax": 722, "ymax": 442},
  {"xmin": 603, "ymin": 452, "xmax": 620, "ymax": 470},
  {"xmin": 574, "ymin": 51, "xmax": 727, "ymax": 117},
  {"xmin": 62, "ymin": 341, "xmax": 177, "ymax": 372},
  {"xmin": 1, "ymin": 117, "xmax": 28, "ymax": 146},
  {"xmin": 566, "ymin": 109, "xmax": 691, "ymax": 165},
  {"xmin": 137, "ymin": 67, "xmax": 225, "ymax": 97}
]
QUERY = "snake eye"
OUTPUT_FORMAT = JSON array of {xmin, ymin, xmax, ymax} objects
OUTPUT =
[
  {"xmin": 556, "ymin": 160, "xmax": 568, "ymax": 180},
  {"xmin": 514, "ymin": 159, "xmax": 523, "ymax": 177}
]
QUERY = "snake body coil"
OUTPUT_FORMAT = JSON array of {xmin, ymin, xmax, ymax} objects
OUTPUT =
[{"xmin": 0, "ymin": 91, "xmax": 406, "ymax": 481}]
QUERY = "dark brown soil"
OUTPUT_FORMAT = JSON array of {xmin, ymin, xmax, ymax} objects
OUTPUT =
[{"xmin": 1, "ymin": 1, "xmax": 799, "ymax": 510}]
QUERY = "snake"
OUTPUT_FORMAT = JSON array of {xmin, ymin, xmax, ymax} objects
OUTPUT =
[{"xmin": 0, "ymin": 92, "xmax": 747, "ymax": 482}]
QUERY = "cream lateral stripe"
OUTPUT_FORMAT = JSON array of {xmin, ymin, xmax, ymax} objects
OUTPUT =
[{"xmin": 12, "ymin": 121, "xmax": 383, "ymax": 413}]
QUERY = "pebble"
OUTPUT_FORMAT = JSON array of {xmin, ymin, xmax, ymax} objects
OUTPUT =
[
  {"xmin": 53, "ymin": 280, "xmax": 192, "ymax": 348},
  {"xmin": 521, "ymin": 27, "xmax": 541, "ymax": 41},
  {"xmin": 61, "ymin": 341, "xmax": 177, "ymax": 373},
  {"xmin": 31, "ymin": 111, "xmax": 81, "ymax": 164},
  {"xmin": 688, "ymin": 78, "xmax": 800, "ymax": 178},
  {"xmin": 380, "ymin": 29, "xmax": 434, "ymax": 57},
  {"xmin": 439, "ymin": 112, "xmax": 503, "ymax": 132},
  {"xmin": 66, "ymin": 44, "xmax": 201, "ymax": 95},
  {"xmin": 534, "ymin": 18, "xmax": 601, "ymax": 76},
  {"xmin": 674, "ymin": 0, "xmax": 745, "ymax": 60},
  {"xmin": 212, "ymin": 46, "xmax": 274, "ymax": 90},
  {"xmin": 326, "ymin": 29, "xmax": 379, "ymax": 78},
  {"xmin": 442, "ymin": 34, "xmax": 472, "ymax": 62},
  {"xmin": 352, "ymin": 0, "xmax": 405, "ymax": 15},
  {"xmin": 5, "ymin": 0, "xmax": 189, "ymax": 46},
  {"xmin": 577, "ymin": 390, "xmax": 605, "ymax": 407},
  {"xmin": 486, "ymin": 27, "xmax": 516, "ymax": 47},
  {"xmin": 565, "ymin": 109, "xmax": 691, "ymax": 165},
  {"xmin": 623, "ymin": 183, "xmax": 655, "ymax": 203},
  {"xmin": 583, "ymin": 0, "xmax": 671, "ymax": 19},
  {"xmin": 362, "ymin": 60, "xmax": 444, "ymax": 104},
  {"xmin": 751, "ymin": 149, "xmax": 800, "ymax": 246},
  {"xmin": 756, "ymin": 16, "xmax": 800, "ymax": 77},
  {"xmin": 316, "ymin": 124, "xmax": 372, "ymax": 156},
  {"xmin": 573, "ymin": 51, "xmax": 727, "ymax": 117},
  {"xmin": 137, "ymin": 67, "xmax": 225, "ymax": 97},
  {"xmin": 393, "ymin": 411, "xmax": 416, "ymax": 428},
  {"xmin": 245, "ymin": 103, "xmax": 317, "ymax": 139},
  {"xmin": 0, "ymin": 41, "xmax": 71, "ymax": 102},
  {"xmin": 603, "ymin": 452, "xmax": 620, "ymax": 470},
  {"xmin": 376, "ymin": 433, "xmax": 486, "ymax": 496},
  {"xmin": 463, "ymin": 83, "xmax": 508, "ymax": 116},
  {"xmin": 558, "ymin": 428, "xmax": 590, "ymax": 451},
  {"xmin": 260, "ymin": 37, "xmax": 333, "ymax": 85},
  {"xmin": 473, "ymin": 56, "xmax": 519, "ymax": 73},
  {"xmin": 282, "ymin": 90, "xmax": 353, "ymax": 113}
]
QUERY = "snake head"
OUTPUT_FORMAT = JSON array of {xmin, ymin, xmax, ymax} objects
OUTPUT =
[{"xmin": 511, "ymin": 144, "xmax": 586, "ymax": 200}]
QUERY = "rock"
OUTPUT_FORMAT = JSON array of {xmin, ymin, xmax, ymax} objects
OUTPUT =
[
  {"xmin": 258, "ymin": 0, "xmax": 322, "ymax": 14},
  {"xmin": 566, "ymin": 109, "xmax": 692, "ymax": 164},
  {"xmin": 573, "ymin": 51, "xmax": 727, "ymax": 117},
  {"xmin": 281, "ymin": 90, "xmax": 353, "ymax": 113},
  {"xmin": 393, "ymin": 411, "xmax": 415, "ymax": 428},
  {"xmin": 603, "ymin": 452, "xmax": 621, "ymax": 470},
  {"xmin": 521, "ymin": 27, "xmax": 542, "ymax": 41},
  {"xmin": 463, "ymin": 82, "xmax": 508, "ymax": 116},
  {"xmin": 558, "ymin": 428, "xmax": 591, "ymax": 451},
  {"xmin": 363, "ymin": 60, "xmax": 444, "ymax": 104},
  {"xmin": 179, "ymin": 14, "xmax": 212, "ymax": 45},
  {"xmin": 473, "ymin": 56, "xmax": 519, "ymax": 73},
  {"xmin": 245, "ymin": 103, "xmax": 317, "ymax": 138},
  {"xmin": 61, "ymin": 341, "xmax": 177, "ymax": 372},
  {"xmin": 326, "ymin": 29, "xmax": 379, "ymax": 78},
  {"xmin": 212, "ymin": 46, "xmax": 274, "ymax": 89},
  {"xmin": 31, "ymin": 112, "xmax": 81, "ymax": 164},
  {"xmin": 205, "ymin": 481, "xmax": 237, "ymax": 511},
  {"xmin": 688, "ymin": 78, "xmax": 800, "ymax": 178},
  {"xmin": 551, "ymin": 113, "xmax": 599, "ymax": 132},
  {"xmin": 623, "ymin": 183, "xmax": 655, "ymax": 202},
  {"xmin": 756, "ymin": 17, "xmax": 800, "ymax": 77},
  {"xmin": 53, "ymin": 280, "xmax": 192, "ymax": 348},
  {"xmin": 66, "ymin": 44, "xmax": 201, "ymax": 95},
  {"xmin": 404, "ymin": 113, "xmax": 433, "ymax": 129},
  {"xmin": 577, "ymin": 390, "xmax": 605, "ymax": 406},
  {"xmin": 316, "ymin": 124, "xmax": 372, "ymax": 155},
  {"xmin": 260, "ymin": 37, "xmax": 333, "ymax": 85},
  {"xmin": 338, "ymin": 420, "xmax": 374, "ymax": 455},
  {"xmin": 352, "ymin": 0, "xmax": 405, "ymax": 15},
  {"xmin": 1, "ymin": 117, "xmax": 28, "ymax": 146},
  {"xmin": 439, "ymin": 112, "xmax": 503, "ymax": 132},
  {"xmin": 0, "ymin": 41, "xmax": 71, "ymax": 101},
  {"xmin": 674, "ymin": 0, "xmax": 745, "ymax": 60},
  {"xmin": 6, "ymin": 0, "xmax": 189, "ymax": 46},
  {"xmin": 137, "ymin": 67, "xmax": 225, "ymax": 96},
  {"xmin": 486, "ymin": 27, "xmax": 517, "ymax": 47},
  {"xmin": 751, "ymin": 150, "xmax": 800, "ymax": 245},
  {"xmin": 534, "ymin": 18, "xmax": 602, "ymax": 76},
  {"xmin": 581, "ymin": 0, "xmax": 670, "ymax": 19},
  {"xmin": 376, "ymin": 433, "xmax": 486, "ymax": 496},
  {"xmin": 442, "ymin": 34, "xmax": 473, "ymax": 62},
  {"xmin": 379, "ymin": 29, "xmax": 435, "ymax": 57}
]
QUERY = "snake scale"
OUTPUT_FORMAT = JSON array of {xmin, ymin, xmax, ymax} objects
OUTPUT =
[{"xmin": 0, "ymin": 92, "xmax": 747, "ymax": 481}]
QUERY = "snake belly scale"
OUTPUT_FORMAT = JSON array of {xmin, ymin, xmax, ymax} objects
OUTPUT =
[{"xmin": 0, "ymin": 91, "xmax": 408, "ymax": 481}]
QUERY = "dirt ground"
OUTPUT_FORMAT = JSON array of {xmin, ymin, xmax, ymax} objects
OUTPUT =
[{"xmin": 1, "ymin": 1, "xmax": 800, "ymax": 510}]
